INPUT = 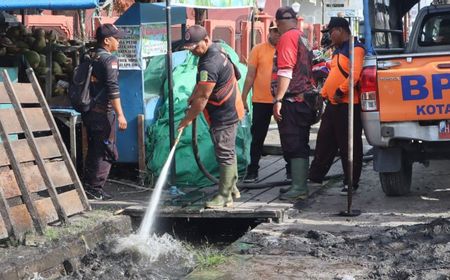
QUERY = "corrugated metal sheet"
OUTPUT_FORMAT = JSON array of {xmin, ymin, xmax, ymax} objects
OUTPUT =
[{"xmin": 0, "ymin": 0, "xmax": 98, "ymax": 10}]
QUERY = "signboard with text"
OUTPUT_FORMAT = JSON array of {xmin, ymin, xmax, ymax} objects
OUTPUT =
[
  {"xmin": 117, "ymin": 23, "xmax": 168, "ymax": 70},
  {"xmin": 141, "ymin": 23, "xmax": 167, "ymax": 58},
  {"xmin": 117, "ymin": 25, "xmax": 141, "ymax": 70}
]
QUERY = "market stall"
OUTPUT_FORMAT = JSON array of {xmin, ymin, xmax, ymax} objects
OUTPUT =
[{"xmin": 0, "ymin": 0, "xmax": 99, "ymax": 167}]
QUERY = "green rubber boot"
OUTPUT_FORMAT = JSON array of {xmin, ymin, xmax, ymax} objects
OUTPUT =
[
  {"xmin": 206, "ymin": 163, "xmax": 237, "ymax": 208},
  {"xmin": 231, "ymin": 163, "xmax": 240, "ymax": 199},
  {"xmin": 279, "ymin": 158, "xmax": 309, "ymax": 201},
  {"xmin": 232, "ymin": 184, "xmax": 241, "ymax": 199}
]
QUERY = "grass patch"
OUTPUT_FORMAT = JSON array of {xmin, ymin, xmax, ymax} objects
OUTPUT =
[
  {"xmin": 31, "ymin": 210, "xmax": 113, "ymax": 243},
  {"xmin": 192, "ymin": 245, "xmax": 229, "ymax": 270}
]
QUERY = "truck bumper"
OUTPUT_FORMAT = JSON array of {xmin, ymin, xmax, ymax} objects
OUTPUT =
[{"xmin": 362, "ymin": 111, "xmax": 450, "ymax": 147}]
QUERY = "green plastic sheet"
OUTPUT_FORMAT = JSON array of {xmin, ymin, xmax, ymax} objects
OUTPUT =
[{"xmin": 146, "ymin": 43, "xmax": 252, "ymax": 187}]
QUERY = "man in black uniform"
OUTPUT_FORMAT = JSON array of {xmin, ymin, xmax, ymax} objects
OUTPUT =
[
  {"xmin": 83, "ymin": 24, "xmax": 128, "ymax": 200},
  {"xmin": 178, "ymin": 25, "xmax": 245, "ymax": 208}
]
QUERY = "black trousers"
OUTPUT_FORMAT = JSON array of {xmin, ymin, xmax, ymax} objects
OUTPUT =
[
  {"xmin": 82, "ymin": 111, "xmax": 118, "ymax": 189},
  {"xmin": 277, "ymin": 101, "xmax": 313, "ymax": 160},
  {"xmin": 309, "ymin": 103, "xmax": 363, "ymax": 186},
  {"xmin": 248, "ymin": 103, "xmax": 290, "ymax": 173}
]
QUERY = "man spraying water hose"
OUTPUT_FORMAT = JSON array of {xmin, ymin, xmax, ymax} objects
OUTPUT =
[{"xmin": 178, "ymin": 25, "xmax": 245, "ymax": 209}]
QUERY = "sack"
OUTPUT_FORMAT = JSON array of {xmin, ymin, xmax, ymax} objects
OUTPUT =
[{"xmin": 304, "ymin": 89, "xmax": 324, "ymax": 124}]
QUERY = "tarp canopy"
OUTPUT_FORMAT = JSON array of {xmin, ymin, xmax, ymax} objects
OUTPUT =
[
  {"xmin": 115, "ymin": 3, "xmax": 186, "ymax": 26},
  {"xmin": 172, "ymin": 0, "xmax": 253, "ymax": 9},
  {"xmin": 0, "ymin": 0, "xmax": 98, "ymax": 10}
]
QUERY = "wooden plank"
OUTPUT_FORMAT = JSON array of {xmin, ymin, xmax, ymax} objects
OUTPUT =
[
  {"xmin": 57, "ymin": 189, "xmax": 85, "ymax": 216},
  {"xmin": 0, "ymin": 217, "xmax": 8, "ymax": 240},
  {"xmin": 0, "ymin": 83, "xmax": 39, "ymax": 104},
  {"xmin": 9, "ymin": 204, "xmax": 34, "ymax": 236},
  {"xmin": 0, "ymin": 144, "xmax": 6, "ymax": 166},
  {"xmin": 34, "ymin": 190, "xmax": 85, "ymax": 222},
  {"xmin": 0, "ymin": 169, "xmax": 21, "ymax": 198},
  {"xmin": 2, "ymin": 72, "xmax": 68, "ymax": 224},
  {"xmin": 0, "ymin": 137, "xmax": 61, "ymax": 167},
  {"xmin": 233, "ymin": 187, "xmax": 272, "ymax": 207},
  {"xmin": 26, "ymin": 69, "xmax": 91, "ymax": 211},
  {"xmin": 244, "ymin": 187, "xmax": 284, "ymax": 206},
  {"xmin": 0, "ymin": 183, "xmax": 15, "ymax": 238},
  {"xmin": 0, "ymin": 113, "xmax": 45, "ymax": 234},
  {"xmin": 2, "ymin": 161, "xmax": 76, "ymax": 200},
  {"xmin": 46, "ymin": 161, "xmax": 73, "ymax": 189},
  {"xmin": 0, "ymin": 108, "xmax": 50, "ymax": 134},
  {"xmin": 7, "ymin": 189, "xmax": 85, "ymax": 238}
]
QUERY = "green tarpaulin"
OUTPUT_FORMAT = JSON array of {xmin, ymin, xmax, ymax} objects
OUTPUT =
[{"xmin": 145, "ymin": 43, "xmax": 252, "ymax": 187}]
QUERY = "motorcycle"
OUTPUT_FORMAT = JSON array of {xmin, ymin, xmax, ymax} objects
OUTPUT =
[
  {"xmin": 312, "ymin": 50, "xmax": 331, "ymax": 90},
  {"xmin": 312, "ymin": 32, "xmax": 332, "ymax": 90}
]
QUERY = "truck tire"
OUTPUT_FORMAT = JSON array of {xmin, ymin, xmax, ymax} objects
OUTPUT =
[{"xmin": 379, "ymin": 160, "xmax": 412, "ymax": 196}]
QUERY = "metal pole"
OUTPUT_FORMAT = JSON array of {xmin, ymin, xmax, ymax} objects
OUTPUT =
[
  {"xmin": 166, "ymin": 0, "xmax": 176, "ymax": 185},
  {"xmin": 347, "ymin": 21, "xmax": 355, "ymax": 214},
  {"xmin": 250, "ymin": 8, "xmax": 255, "ymax": 50},
  {"xmin": 321, "ymin": 0, "xmax": 325, "ymax": 25},
  {"xmin": 362, "ymin": 0, "xmax": 373, "ymax": 55}
]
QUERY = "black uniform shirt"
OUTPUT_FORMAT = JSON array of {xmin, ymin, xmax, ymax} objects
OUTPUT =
[
  {"xmin": 197, "ymin": 43, "xmax": 240, "ymax": 126},
  {"xmin": 91, "ymin": 47, "xmax": 120, "ymax": 110}
]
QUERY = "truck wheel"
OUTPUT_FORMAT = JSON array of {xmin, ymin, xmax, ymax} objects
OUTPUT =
[{"xmin": 379, "ymin": 161, "xmax": 412, "ymax": 196}]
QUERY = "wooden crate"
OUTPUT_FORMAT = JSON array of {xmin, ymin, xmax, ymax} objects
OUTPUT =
[{"xmin": 0, "ymin": 69, "xmax": 90, "ymax": 240}]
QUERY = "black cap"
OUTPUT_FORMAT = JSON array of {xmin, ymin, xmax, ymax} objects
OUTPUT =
[
  {"xmin": 183, "ymin": 25, "xmax": 208, "ymax": 50},
  {"xmin": 275, "ymin": 6, "xmax": 297, "ymax": 20},
  {"xmin": 321, "ymin": 17, "xmax": 350, "ymax": 33},
  {"xmin": 96, "ymin": 24, "xmax": 126, "ymax": 40}
]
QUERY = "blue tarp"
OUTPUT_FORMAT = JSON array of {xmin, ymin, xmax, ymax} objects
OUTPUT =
[
  {"xmin": 0, "ymin": 0, "xmax": 98, "ymax": 10},
  {"xmin": 115, "ymin": 3, "xmax": 186, "ymax": 25}
]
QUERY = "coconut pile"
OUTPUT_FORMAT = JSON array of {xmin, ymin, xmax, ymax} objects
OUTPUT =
[{"xmin": 0, "ymin": 24, "xmax": 84, "ymax": 96}]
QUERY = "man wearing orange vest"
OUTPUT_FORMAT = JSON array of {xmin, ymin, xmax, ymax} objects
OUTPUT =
[
  {"xmin": 308, "ymin": 17, "xmax": 365, "ymax": 195},
  {"xmin": 178, "ymin": 25, "xmax": 245, "ymax": 208}
]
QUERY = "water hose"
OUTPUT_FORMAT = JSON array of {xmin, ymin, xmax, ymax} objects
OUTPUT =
[{"xmin": 191, "ymin": 118, "xmax": 291, "ymax": 190}]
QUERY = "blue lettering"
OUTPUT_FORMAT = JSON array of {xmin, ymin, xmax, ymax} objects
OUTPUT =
[
  {"xmin": 402, "ymin": 75, "xmax": 428, "ymax": 100},
  {"xmin": 447, "ymin": 104, "xmax": 450, "ymax": 114},
  {"xmin": 432, "ymin": 73, "xmax": 450, "ymax": 99},
  {"xmin": 436, "ymin": 104, "xmax": 445, "ymax": 114},
  {"xmin": 426, "ymin": 105, "xmax": 436, "ymax": 115},
  {"xmin": 417, "ymin": 105, "xmax": 426, "ymax": 115}
]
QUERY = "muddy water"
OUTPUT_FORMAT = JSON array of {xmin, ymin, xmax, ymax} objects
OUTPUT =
[
  {"xmin": 61, "ymin": 234, "xmax": 195, "ymax": 280},
  {"xmin": 237, "ymin": 218, "xmax": 450, "ymax": 279}
]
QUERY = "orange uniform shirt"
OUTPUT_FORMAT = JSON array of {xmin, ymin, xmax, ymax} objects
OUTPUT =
[
  {"xmin": 248, "ymin": 42, "xmax": 276, "ymax": 103},
  {"xmin": 321, "ymin": 41, "xmax": 365, "ymax": 105}
]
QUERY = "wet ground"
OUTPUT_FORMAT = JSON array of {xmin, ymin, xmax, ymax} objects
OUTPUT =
[
  {"xmin": 60, "ymin": 234, "xmax": 195, "ymax": 280},
  {"xmin": 188, "ymin": 159, "xmax": 450, "ymax": 280}
]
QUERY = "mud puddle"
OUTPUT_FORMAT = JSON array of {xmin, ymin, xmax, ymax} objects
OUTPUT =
[
  {"xmin": 60, "ymin": 218, "xmax": 259, "ymax": 279},
  {"xmin": 236, "ymin": 218, "xmax": 450, "ymax": 279},
  {"xmin": 60, "ymin": 234, "xmax": 194, "ymax": 280}
]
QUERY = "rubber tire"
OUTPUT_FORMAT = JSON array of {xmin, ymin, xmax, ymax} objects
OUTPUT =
[{"xmin": 379, "ymin": 160, "xmax": 412, "ymax": 196}]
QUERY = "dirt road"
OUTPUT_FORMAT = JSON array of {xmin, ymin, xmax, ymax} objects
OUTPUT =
[{"xmin": 187, "ymin": 160, "xmax": 450, "ymax": 280}]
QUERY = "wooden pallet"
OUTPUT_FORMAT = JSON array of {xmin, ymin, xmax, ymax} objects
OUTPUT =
[
  {"xmin": 0, "ymin": 69, "xmax": 90, "ymax": 240},
  {"xmin": 123, "ymin": 156, "xmax": 293, "ymax": 223}
]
